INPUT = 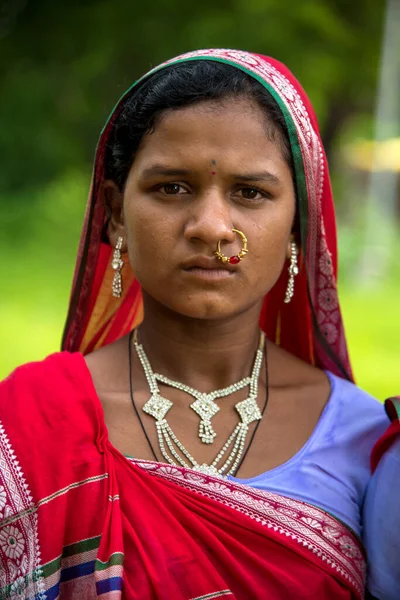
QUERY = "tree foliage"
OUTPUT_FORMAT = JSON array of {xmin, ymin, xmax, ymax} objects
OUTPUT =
[{"xmin": 0, "ymin": 0, "xmax": 384, "ymax": 196}]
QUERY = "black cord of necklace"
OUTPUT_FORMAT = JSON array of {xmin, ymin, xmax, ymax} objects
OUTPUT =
[
  {"xmin": 128, "ymin": 330, "xmax": 158, "ymax": 462},
  {"xmin": 128, "ymin": 329, "xmax": 269, "ymax": 475}
]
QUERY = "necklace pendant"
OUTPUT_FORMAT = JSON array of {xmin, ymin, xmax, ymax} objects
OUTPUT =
[
  {"xmin": 143, "ymin": 394, "xmax": 173, "ymax": 420},
  {"xmin": 235, "ymin": 396, "xmax": 262, "ymax": 425},
  {"xmin": 199, "ymin": 420, "xmax": 217, "ymax": 444},
  {"xmin": 190, "ymin": 397, "xmax": 220, "ymax": 444}
]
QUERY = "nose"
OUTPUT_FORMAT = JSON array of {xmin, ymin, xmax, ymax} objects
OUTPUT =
[{"xmin": 184, "ymin": 190, "xmax": 236, "ymax": 250}]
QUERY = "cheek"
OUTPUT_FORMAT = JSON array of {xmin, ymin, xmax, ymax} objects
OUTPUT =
[
  {"xmin": 248, "ymin": 208, "xmax": 294, "ymax": 283},
  {"xmin": 123, "ymin": 203, "xmax": 178, "ymax": 271},
  {"xmin": 254, "ymin": 203, "xmax": 294, "ymax": 252}
]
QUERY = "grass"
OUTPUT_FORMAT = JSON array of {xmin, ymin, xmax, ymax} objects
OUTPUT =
[{"xmin": 339, "ymin": 283, "xmax": 399, "ymax": 399}]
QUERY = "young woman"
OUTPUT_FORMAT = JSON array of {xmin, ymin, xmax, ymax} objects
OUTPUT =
[{"xmin": 0, "ymin": 49, "xmax": 393, "ymax": 599}]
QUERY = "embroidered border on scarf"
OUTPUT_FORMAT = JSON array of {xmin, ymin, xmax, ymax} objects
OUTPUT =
[
  {"xmin": 0, "ymin": 421, "xmax": 46, "ymax": 599},
  {"xmin": 133, "ymin": 459, "xmax": 365, "ymax": 599}
]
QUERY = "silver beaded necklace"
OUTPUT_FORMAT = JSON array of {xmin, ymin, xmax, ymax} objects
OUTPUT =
[{"xmin": 133, "ymin": 330, "xmax": 265, "ymax": 477}]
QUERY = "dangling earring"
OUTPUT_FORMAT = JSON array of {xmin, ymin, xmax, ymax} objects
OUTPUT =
[
  {"xmin": 284, "ymin": 242, "xmax": 299, "ymax": 304},
  {"xmin": 111, "ymin": 236, "xmax": 124, "ymax": 298}
]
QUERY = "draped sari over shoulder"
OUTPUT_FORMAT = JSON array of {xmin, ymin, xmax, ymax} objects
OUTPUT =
[{"xmin": 0, "ymin": 50, "xmax": 366, "ymax": 599}]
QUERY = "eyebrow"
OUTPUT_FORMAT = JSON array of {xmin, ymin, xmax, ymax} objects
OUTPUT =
[
  {"xmin": 234, "ymin": 171, "xmax": 281, "ymax": 186},
  {"xmin": 141, "ymin": 166, "xmax": 195, "ymax": 179},
  {"xmin": 140, "ymin": 165, "xmax": 281, "ymax": 185}
]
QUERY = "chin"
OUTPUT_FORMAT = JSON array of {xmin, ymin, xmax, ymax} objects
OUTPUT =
[
  {"xmin": 179, "ymin": 306, "xmax": 236, "ymax": 321},
  {"xmin": 142, "ymin": 286, "xmax": 262, "ymax": 322},
  {"xmin": 165, "ymin": 296, "xmax": 246, "ymax": 321}
]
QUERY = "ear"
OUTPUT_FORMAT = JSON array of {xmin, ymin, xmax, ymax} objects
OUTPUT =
[{"xmin": 102, "ymin": 179, "xmax": 126, "ymax": 248}]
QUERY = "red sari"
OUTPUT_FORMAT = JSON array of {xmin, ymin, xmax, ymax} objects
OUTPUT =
[
  {"xmin": 0, "ymin": 353, "xmax": 365, "ymax": 599},
  {"xmin": 0, "ymin": 49, "xmax": 365, "ymax": 598}
]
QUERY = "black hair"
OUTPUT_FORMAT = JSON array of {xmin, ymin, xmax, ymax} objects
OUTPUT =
[{"xmin": 105, "ymin": 60, "xmax": 294, "ymax": 190}]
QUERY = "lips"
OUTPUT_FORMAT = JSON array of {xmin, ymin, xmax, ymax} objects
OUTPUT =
[{"xmin": 181, "ymin": 256, "xmax": 238, "ymax": 272}]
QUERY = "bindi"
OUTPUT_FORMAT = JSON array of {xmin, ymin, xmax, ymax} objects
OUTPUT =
[{"xmin": 211, "ymin": 159, "xmax": 217, "ymax": 175}]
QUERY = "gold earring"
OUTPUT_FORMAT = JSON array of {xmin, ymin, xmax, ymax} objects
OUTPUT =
[
  {"xmin": 111, "ymin": 237, "xmax": 124, "ymax": 298},
  {"xmin": 215, "ymin": 229, "xmax": 248, "ymax": 264},
  {"xmin": 284, "ymin": 242, "xmax": 299, "ymax": 304}
]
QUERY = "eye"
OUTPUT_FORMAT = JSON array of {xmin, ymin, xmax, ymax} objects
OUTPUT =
[
  {"xmin": 235, "ymin": 187, "xmax": 268, "ymax": 202},
  {"xmin": 241, "ymin": 188, "xmax": 261, "ymax": 199},
  {"xmin": 160, "ymin": 183, "xmax": 187, "ymax": 195}
]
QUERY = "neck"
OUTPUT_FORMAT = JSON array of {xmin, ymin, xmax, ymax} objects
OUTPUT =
[{"xmin": 136, "ymin": 294, "xmax": 264, "ymax": 393}]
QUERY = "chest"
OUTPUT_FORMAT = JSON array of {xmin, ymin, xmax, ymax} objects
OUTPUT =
[{"xmin": 101, "ymin": 382, "xmax": 328, "ymax": 479}]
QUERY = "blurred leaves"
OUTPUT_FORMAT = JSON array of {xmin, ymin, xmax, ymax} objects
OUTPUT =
[{"xmin": 0, "ymin": 0, "xmax": 385, "ymax": 195}]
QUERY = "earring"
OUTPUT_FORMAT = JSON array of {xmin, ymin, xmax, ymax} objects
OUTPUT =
[
  {"xmin": 284, "ymin": 242, "xmax": 299, "ymax": 304},
  {"xmin": 111, "ymin": 237, "xmax": 124, "ymax": 298}
]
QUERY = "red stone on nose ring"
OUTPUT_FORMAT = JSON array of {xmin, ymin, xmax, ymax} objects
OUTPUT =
[{"xmin": 214, "ymin": 229, "xmax": 248, "ymax": 264}]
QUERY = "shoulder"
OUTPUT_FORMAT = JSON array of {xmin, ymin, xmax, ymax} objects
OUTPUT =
[
  {"xmin": 269, "ymin": 341, "xmax": 388, "ymax": 436},
  {"xmin": 0, "ymin": 351, "xmax": 92, "ymax": 417},
  {"xmin": 2, "ymin": 350, "xmax": 80, "ymax": 378},
  {"xmin": 0, "ymin": 351, "xmax": 103, "ymax": 464},
  {"xmin": 2, "ymin": 350, "xmax": 84, "ymax": 386},
  {"xmin": 315, "ymin": 374, "xmax": 389, "ymax": 475},
  {"xmin": 327, "ymin": 373, "xmax": 388, "ymax": 431}
]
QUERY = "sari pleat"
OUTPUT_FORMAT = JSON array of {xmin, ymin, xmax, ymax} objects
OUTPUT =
[{"xmin": 108, "ymin": 450, "xmax": 365, "ymax": 599}]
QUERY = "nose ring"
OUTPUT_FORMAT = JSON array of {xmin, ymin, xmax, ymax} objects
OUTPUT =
[{"xmin": 215, "ymin": 229, "xmax": 248, "ymax": 265}]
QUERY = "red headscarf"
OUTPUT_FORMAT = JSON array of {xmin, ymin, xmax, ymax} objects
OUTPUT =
[{"xmin": 62, "ymin": 49, "xmax": 353, "ymax": 381}]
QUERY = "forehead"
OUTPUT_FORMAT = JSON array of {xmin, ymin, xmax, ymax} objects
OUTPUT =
[{"xmin": 132, "ymin": 97, "xmax": 289, "ymax": 172}]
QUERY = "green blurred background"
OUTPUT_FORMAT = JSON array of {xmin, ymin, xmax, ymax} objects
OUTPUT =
[{"xmin": 1, "ymin": 0, "xmax": 399, "ymax": 398}]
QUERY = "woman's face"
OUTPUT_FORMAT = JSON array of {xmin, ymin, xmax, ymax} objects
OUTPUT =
[{"xmin": 110, "ymin": 96, "xmax": 296, "ymax": 320}]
